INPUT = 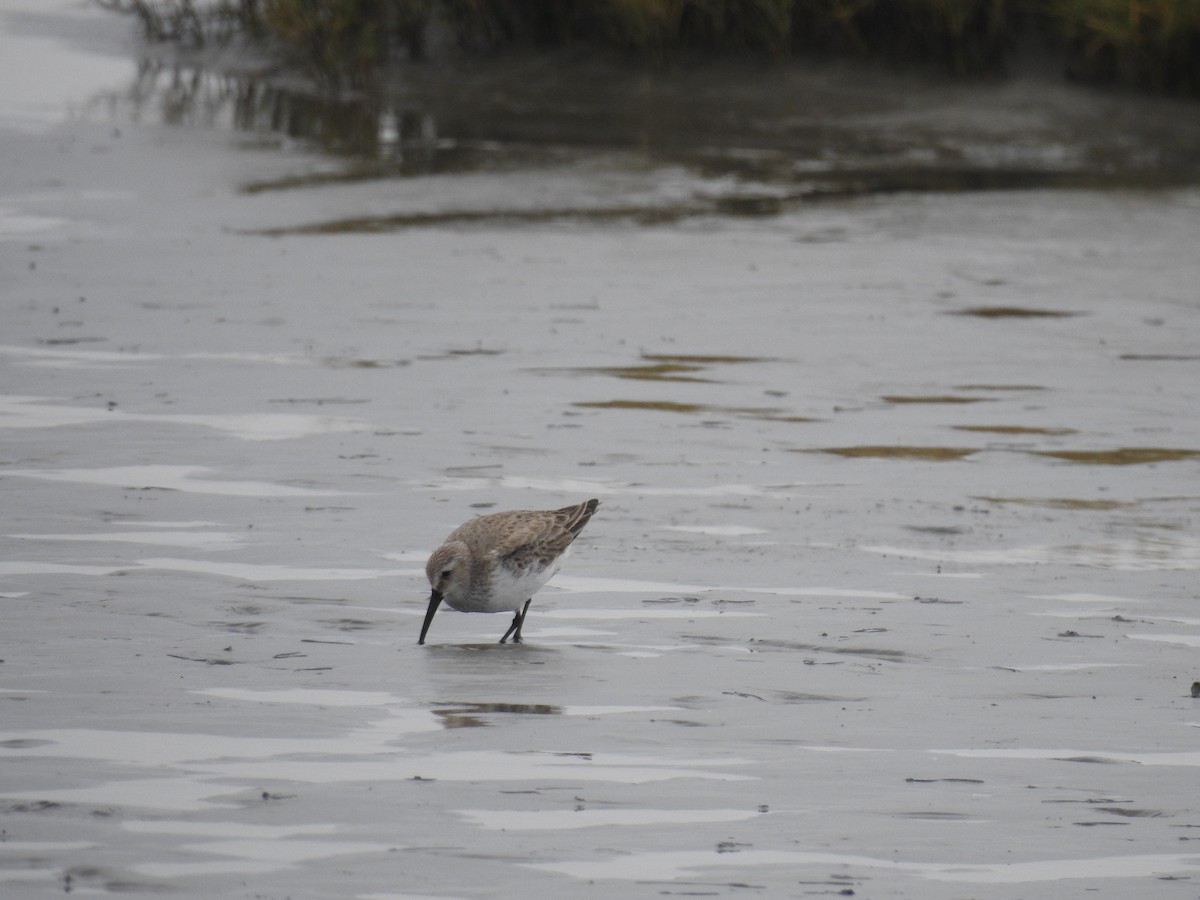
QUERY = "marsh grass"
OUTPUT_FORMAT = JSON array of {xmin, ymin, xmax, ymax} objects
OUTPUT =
[
  {"xmin": 99, "ymin": 1, "xmax": 1200, "ymax": 96},
  {"xmin": 1051, "ymin": 0, "xmax": 1200, "ymax": 95},
  {"xmin": 96, "ymin": 0, "xmax": 266, "ymax": 46}
]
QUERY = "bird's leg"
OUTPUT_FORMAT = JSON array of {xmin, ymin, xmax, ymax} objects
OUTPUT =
[
  {"xmin": 498, "ymin": 610, "xmax": 520, "ymax": 643},
  {"xmin": 512, "ymin": 598, "xmax": 532, "ymax": 643},
  {"xmin": 500, "ymin": 598, "xmax": 532, "ymax": 644}
]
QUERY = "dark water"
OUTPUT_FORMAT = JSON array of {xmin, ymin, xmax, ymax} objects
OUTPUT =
[{"xmin": 101, "ymin": 52, "xmax": 1200, "ymax": 220}]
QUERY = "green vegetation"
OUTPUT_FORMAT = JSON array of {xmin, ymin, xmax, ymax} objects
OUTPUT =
[
  {"xmin": 1052, "ymin": 0, "xmax": 1200, "ymax": 94},
  {"xmin": 99, "ymin": 0, "xmax": 1200, "ymax": 96}
]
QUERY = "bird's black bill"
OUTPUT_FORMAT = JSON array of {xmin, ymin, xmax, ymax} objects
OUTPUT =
[{"xmin": 418, "ymin": 591, "xmax": 443, "ymax": 645}]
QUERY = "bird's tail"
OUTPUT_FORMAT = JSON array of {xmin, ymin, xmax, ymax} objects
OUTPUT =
[{"xmin": 559, "ymin": 498, "xmax": 599, "ymax": 536}]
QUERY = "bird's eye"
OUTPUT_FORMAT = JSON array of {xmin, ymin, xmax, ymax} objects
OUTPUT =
[{"xmin": 440, "ymin": 569, "xmax": 452, "ymax": 579}]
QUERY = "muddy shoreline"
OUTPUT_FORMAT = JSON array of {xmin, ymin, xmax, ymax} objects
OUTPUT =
[{"xmin": 2, "ymin": 3, "xmax": 1200, "ymax": 898}]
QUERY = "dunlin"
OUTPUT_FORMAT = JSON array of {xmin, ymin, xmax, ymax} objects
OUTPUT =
[{"xmin": 419, "ymin": 498, "xmax": 599, "ymax": 645}]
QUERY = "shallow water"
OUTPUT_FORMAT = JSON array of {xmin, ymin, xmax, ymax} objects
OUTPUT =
[{"xmin": 2, "ymin": 3, "xmax": 1200, "ymax": 899}]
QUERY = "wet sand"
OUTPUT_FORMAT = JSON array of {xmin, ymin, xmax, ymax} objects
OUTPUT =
[{"xmin": 2, "ymin": 3, "xmax": 1200, "ymax": 898}]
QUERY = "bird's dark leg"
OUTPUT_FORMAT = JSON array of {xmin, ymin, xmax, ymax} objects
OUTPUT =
[
  {"xmin": 512, "ymin": 598, "xmax": 532, "ymax": 643},
  {"xmin": 500, "ymin": 598, "xmax": 532, "ymax": 644}
]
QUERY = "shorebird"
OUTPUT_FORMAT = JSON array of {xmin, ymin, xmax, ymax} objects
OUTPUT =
[{"xmin": 419, "ymin": 498, "xmax": 599, "ymax": 645}]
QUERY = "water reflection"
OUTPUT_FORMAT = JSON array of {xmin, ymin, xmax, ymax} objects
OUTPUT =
[
  {"xmin": 92, "ymin": 55, "xmax": 1200, "ymax": 199},
  {"xmin": 108, "ymin": 59, "xmax": 550, "ymax": 181},
  {"xmin": 433, "ymin": 701, "xmax": 562, "ymax": 728}
]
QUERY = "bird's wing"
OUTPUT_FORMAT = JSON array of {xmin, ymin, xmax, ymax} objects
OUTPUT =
[{"xmin": 492, "ymin": 502, "xmax": 597, "ymax": 570}]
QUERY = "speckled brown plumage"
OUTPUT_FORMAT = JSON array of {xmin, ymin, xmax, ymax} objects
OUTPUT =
[{"xmin": 419, "ymin": 499, "xmax": 599, "ymax": 645}]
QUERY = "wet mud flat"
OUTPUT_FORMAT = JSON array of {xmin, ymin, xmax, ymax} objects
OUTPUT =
[{"xmin": 4, "ymin": 9, "xmax": 1200, "ymax": 900}]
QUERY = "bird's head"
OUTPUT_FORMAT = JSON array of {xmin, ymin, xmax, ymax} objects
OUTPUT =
[{"xmin": 425, "ymin": 541, "xmax": 467, "ymax": 603}]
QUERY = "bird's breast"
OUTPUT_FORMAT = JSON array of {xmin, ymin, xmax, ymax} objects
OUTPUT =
[{"xmin": 446, "ymin": 551, "xmax": 567, "ymax": 614}]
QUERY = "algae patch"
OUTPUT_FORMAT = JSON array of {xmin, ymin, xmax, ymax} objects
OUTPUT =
[
  {"xmin": 1033, "ymin": 448, "xmax": 1200, "ymax": 465},
  {"xmin": 320, "ymin": 356, "xmax": 405, "ymax": 369},
  {"xmin": 585, "ymin": 362, "xmax": 713, "ymax": 383},
  {"xmin": 952, "ymin": 306, "xmax": 1082, "ymax": 319},
  {"xmin": 1119, "ymin": 353, "xmax": 1200, "ymax": 361},
  {"xmin": 882, "ymin": 395, "xmax": 992, "ymax": 404},
  {"xmin": 242, "ymin": 198, "xmax": 790, "ymax": 235},
  {"xmin": 953, "ymin": 425, "xmax": 1078, "ymax": 436},
  {"xmin": 575, "ymin": 400, "xmax": 817, "ymax": 422},
  {"xmin": 974, "ymin": 496, "xmax": 1137, "ymax": 511},
  {"xmin": 541, "ymin": 352, "xmax": 777, "ymax": 384},
  {"xmin": 807, "ymin": 446, "xmax": 979, "ymax": 461},
  {"xmin": 445, "ymin": 347, "xmax": 505, "ymax": 357},
  {"xmin": 953, "ymin": 385, "xmax": 1047, "ymax": 392},
  {"xmin": 575, "ymin": 400, "xmax": 705, "ymax": 414},
  {"xmin": 641, "ymin": 353, "xmax": 775, "ymax": 365}
]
